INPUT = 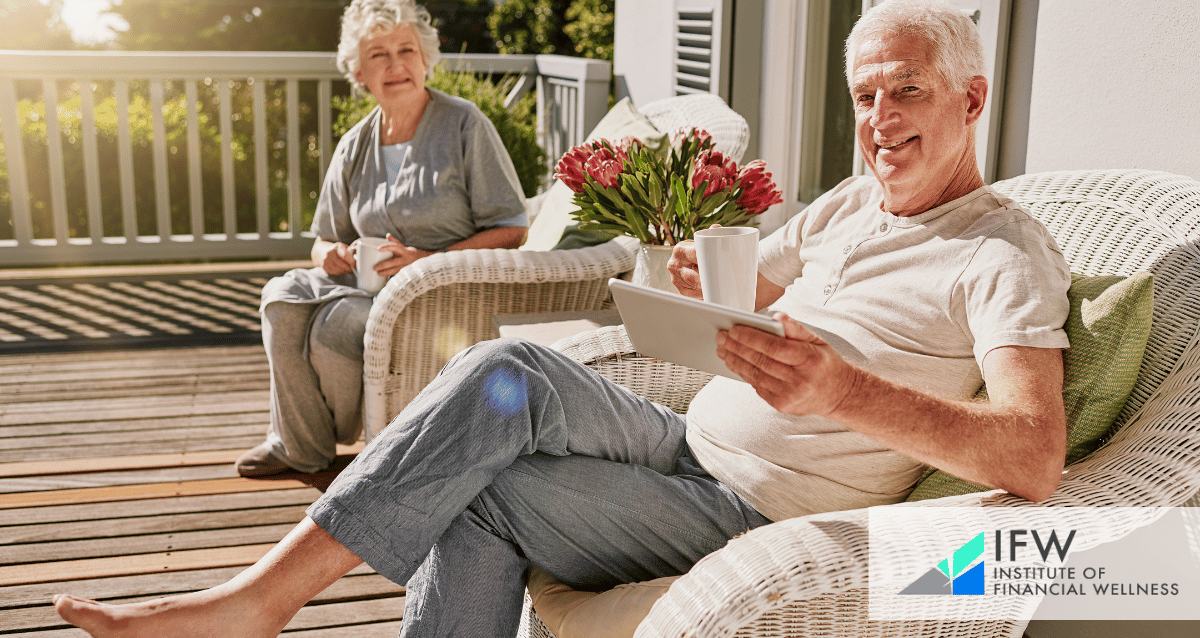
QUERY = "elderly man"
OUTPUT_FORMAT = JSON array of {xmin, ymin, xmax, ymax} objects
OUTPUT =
[{"xmin": 53, "ymin": 1, "xmax": 1070, "ymax": 636}]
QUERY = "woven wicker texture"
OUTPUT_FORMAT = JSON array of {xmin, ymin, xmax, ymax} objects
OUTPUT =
[
  {"xmin": 516, "ymin": 169, "xmax": 1200, "ymax": 638},
  {"xmin": 361, "ymin": 239, "xmax": 636, "ymax": 438},
  {"xmin": 638, "ymin": 93, "xmax": 751, "ymax": 163}
]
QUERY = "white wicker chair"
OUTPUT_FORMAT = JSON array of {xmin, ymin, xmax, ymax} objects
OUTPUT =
[
  {"xmin": 361, "ymin": 93, "xmax": 752, "ymax": 439},
  {"xmin": 521, "ymin": 169, "xmax": 1200, "ymax": 637}
]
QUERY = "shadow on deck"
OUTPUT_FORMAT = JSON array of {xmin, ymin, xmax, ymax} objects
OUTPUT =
[{"xmin": 0, "ymin": 264, "xmax": 403, "ymax": 636}]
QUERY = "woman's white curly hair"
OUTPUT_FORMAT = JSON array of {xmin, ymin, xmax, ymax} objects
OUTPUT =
[
  {"xmin": 845, "ymin": 0, "xmax": 986, "ymax": 92},
  {"xmin": 336, "ymin": 0, "xmax": 441, "ymax": 90}
]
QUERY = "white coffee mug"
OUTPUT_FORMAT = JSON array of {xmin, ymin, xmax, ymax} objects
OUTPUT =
[
  {"xmin": 695, "ymin": 226, "xmax": 759, "ymax": 311},
  {"xmin": 354, "ymin": 237, "xmax": 390, "ymax": 294}
]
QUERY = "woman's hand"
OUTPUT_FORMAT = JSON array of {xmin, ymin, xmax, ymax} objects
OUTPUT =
[
  {"xmin": 312, "ymin": 239, "xmax": 356, "ymax": 276},
  {"xmin": 372, "ymin": 233, "xmax": 432, "ymax": 276}
]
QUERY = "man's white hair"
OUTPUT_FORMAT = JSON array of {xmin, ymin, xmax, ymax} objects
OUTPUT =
[
  {"xmin": 845, "ymin": 0, "xmax": 986, "ymax": 92},
  {"xmin": 336, "ymin": 0, "xmax": 441, "ymax": 89}
]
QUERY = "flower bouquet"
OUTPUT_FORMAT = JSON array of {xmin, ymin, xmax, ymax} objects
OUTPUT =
[{"xmin": 553, "ymin": 129, "xmax": 783, "ymax": 246}]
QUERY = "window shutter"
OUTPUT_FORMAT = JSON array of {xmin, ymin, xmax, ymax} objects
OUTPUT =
[{"xmin": 674, "ymin": 1, "xmax": 733, "ymax": 98}]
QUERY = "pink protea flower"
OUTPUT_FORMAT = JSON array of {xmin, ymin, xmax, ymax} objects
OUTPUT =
[
  {"xmin": 554, "ymin": 142, "xmax": 600, "ymax": 193},
  {"xmin": 584, "ymin": 145, "xmax": 627, "ymax": 189},
  {"xmin": 615, "ymin": 136, "xmax": 644, "ymax": 153},
  {"xmin": 736, "ymin": 160, "xmax": 784, "ymax": 215},
  {"xmin": 691, "ymin": 150, "xmax": 739, "ymax": 198},
  {"xmin": 672, "ymin": 127, "xmax": 713, "ymax": 149}
]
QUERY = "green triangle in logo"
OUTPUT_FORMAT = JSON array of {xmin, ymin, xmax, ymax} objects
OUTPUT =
[{"xmin": 952, "ymin": 532, "xmax": 985, "ymax": 577}]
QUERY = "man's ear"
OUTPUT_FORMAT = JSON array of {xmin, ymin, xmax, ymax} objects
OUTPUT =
[{"xmin": 965, "ymin": 76, "xmax": 988, "ymax": 126}]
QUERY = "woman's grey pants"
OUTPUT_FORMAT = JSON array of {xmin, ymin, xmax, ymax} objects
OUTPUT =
[
  {"xmin": 308, "ymin": 338, "xmax": 771, "ymax": 638},
  {"xmin": 261, "ymin": 297, "xmax": 372, "ymax": 473}
]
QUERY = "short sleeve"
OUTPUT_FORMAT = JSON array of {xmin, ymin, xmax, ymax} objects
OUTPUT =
[
  {"xmin": 462, "ymin": 112, "xmax": 528, "ymax": 230},
  {"xmin": 956, "ymin": 217, "xmax": 1073, "ymax": 367},
  {"xmin": 311, "ymin": 128, "xmax": 361, "ymax": 245}
]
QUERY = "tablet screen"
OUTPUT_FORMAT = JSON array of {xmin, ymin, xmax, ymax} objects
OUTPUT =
[{"xmin": 609, "ymin": 278, "xmax": 784, "ymax": 380}]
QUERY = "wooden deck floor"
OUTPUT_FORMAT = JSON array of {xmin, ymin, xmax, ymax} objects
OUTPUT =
[{"xmin": 0, "ymin": 337, "xmax": 404, "ymax": 634}]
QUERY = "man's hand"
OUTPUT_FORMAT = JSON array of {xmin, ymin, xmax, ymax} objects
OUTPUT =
[
  {"xmin": 667, "ymin": 240, "xmax": 703, "ymax": 300},
  {"xmin": 313, "ymin": 240, "xmax": 355, "ymax": 276},
  {"xmin": 717, "ymin": 312, "xmax": 860, "ymax": 417}
]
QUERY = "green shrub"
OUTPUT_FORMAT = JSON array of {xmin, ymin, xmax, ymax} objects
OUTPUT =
[{"xmin": 332, "ymin": 70, "xmax": 546, "ymax": 198}]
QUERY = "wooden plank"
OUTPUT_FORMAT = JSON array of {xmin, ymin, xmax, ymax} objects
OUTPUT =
[
  {"xmin": 0, "ymin": 391, "xmax": 270, "ymax": 424},
  {"xmin": 2, "ymin": 570, "xmax": 399, "ymax": 633},
  {"xmin": 0, "ymin": 542, "xmax": 277, "ymax": 586},
  {"xmin": 0, "ymin": 436, "xmax": 270, "ymax": 464},
  {"xmin": 0, "ymin": 522, "xmax": 298, "ymax": 565},
  {"xmin": 0, "ymin": 504, "xmax": 310, "ymax": 545},
  {"xmin": 284, "ymin": 597, "xmax": 404, "ymax": 632},
  {"xmin": 0, "ymin": 564, "xmax": 382, "ymax": 609},
  {"xmin": 0, "ymin": 464, "xmax": 238, "ymax": 495},
  {"xmin": 0, "ymin": 425, "xmax": 267, "ymax": 457},
  {"xmin": 0, "ymin": 450, "xmax": 243, "ymax": 478},
  {"xmin": 284, "ymin": 620, "xmax": 405, "ymax": 638},
  {"xmin": 0, "ymin": 488, "xmax": 322, "ymax": 527},
  {"xmin": 0, "ymin": 474, "xmax": 342, "ymax": 510},
  {"xmin": 0, "ymin": 443, "xmax": 358, "ymax": 479},
  {"xmin": 0, "ymin": 411, "xmax": 267, "ymax": 439}
]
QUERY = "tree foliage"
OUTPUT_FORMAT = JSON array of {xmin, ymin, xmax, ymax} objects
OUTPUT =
[
  {"xmin": 563, "ymin": 0, "xmax": 613, "ymax": 61},
  {"xmin": 486, "ymin": 0, "xmax": 573, "ymax": 56},
  {"xmin": 0, "ymin": 0, "xmax": 74, "ymax": 49}
]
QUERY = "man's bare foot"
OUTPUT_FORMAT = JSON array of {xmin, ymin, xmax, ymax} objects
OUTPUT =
[{"xmin": 53, "ymin": 585, "xmax": 290, "ymax": 638}]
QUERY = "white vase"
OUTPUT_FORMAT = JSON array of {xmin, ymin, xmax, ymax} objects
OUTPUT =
[{"xmin": 631, "ymin": 243, "xmax": 677, "ymax": 293}]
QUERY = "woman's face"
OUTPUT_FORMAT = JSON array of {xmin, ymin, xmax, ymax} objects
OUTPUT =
[{"xmin": 355, "ymin": 23, "xmax": 428, "ymax": 107}]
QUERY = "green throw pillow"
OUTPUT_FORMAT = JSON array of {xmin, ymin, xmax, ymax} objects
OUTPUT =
[{"xmin": 906, "ymin": 271, "xmax": 1155, "ymax": 501}]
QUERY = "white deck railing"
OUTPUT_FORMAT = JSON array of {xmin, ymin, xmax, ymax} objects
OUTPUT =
[{"xmin": 0, "ymin": 51, "xmax": 609, "ymax": 267}]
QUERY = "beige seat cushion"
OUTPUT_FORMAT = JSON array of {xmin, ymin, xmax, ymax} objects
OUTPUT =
[
  {"xmin": 527, "ymin": 566, "xmax": 679, "ymax": 638},
  {"xmin": 521, "ymin": 98, "xmax": 662, "ymax": 251}
]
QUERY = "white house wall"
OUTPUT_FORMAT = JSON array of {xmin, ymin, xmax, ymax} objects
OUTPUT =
[
  {"xmin": 1025, "ymin": 0, "xmax": 1200, "ymax": 181},
  {"xmin": 613, "ymin": 0, "xmax": 675, "ymax": 106}
]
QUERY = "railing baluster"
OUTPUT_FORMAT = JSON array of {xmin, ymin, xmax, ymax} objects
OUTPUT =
[
  {"xmin": 318, "ymin": 79, "xmax": 332, "ymax": 179},
  {"xmin": 219, "ymin": 79, "xmax": 236, "ymax": 238},
  {"xmin": 253, "ymin": 78, "xmax": 268, "ymax": 238},
  {"xmin": 185, "ymin": 80, "xmax": 204, "ymax": 239},
  {"xmin": 287, "ymin": 78, "xmax": 300, "ymax": 237},
  {"xmin": 0, "ymin": 79, "xmax": 33, "ymax": 245},
  {"xmin": 149, "ymin": 79, "xmax": 171, "ymax": 242},
  {"xmin": 114, "ymin": 80, "xmax": 136, "ymax": 243},
  {"xmin": 80, "ymin": 80, "xmax": 103, "ymax": 244},
  {"xmin": 41, "ymin": 79, "xmax": 69, "ymax": 244},
  {"xmin": 0, "ymin": 51, "xmax": 607, "ymax": 265}
]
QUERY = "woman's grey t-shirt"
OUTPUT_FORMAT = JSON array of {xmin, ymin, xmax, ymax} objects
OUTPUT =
[
  {"xmin": 311, "ymin": 87, "xmax": 527, "ymax": 252},
  {"xmin": 686, "ymin": 176, "xmax": 1072, "ymax": 522},
  {"xmin": 262, "ymin": 88, "xmax": 527, "ymax": 309}
]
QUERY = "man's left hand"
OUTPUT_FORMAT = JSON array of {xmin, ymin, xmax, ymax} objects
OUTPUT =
[{"xmin": 716, "ymin": 312, "xmax": 860, "ymax": 417}]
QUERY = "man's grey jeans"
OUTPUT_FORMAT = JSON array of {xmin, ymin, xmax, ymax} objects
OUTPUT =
[{"xmin": 307, "ymin": 338, "xmax": 771, "ymax": 638}]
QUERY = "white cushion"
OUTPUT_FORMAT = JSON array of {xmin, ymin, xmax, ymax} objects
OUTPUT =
[{"xmin": 521, "ymin": 98, "xmax": 662, "ymax": 251}]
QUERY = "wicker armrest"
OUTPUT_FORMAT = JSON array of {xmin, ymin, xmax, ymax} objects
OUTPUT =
[
  {"xmin": 552, "ymin": 324, "xmax": 714, "ymax": 415},
  {"xmin": 361, "ymin": 240, "xmax": 636, "ymax": 438}
]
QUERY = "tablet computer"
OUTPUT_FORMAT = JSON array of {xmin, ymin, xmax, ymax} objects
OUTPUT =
[{"xmin": 608, "ymin": 278, "xmax": 784, "ymax": 380}]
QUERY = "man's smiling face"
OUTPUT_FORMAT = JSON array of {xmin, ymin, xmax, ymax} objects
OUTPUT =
[{"xmin": 851, "ymin": 34, "xmax": 985, "ymax": 215}]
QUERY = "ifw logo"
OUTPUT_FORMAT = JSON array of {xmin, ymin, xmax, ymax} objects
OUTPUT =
[{"xmin": 899, "ymin": 532, "xmax": 985, "ymax": 595}]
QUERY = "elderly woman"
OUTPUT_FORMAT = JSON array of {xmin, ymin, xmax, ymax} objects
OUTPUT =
[{"xmin": 236, "ymin": 0, "xmax": 528, "ymax": 477}]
